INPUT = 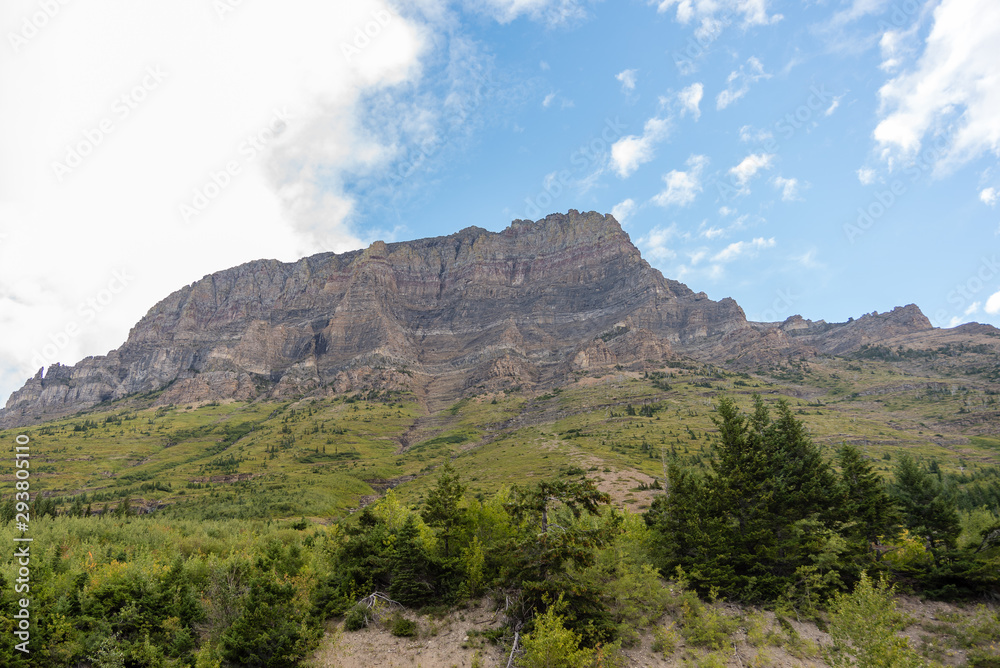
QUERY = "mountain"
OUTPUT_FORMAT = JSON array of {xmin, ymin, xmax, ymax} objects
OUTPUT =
[{"xmin": 0, "ymin": 210, "xmax": 962, "ymax": 429}]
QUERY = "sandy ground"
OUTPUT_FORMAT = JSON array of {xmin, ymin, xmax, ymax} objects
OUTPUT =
[
  {"xmin": 308, "ymin": 599, "xmax": 507, "ymax": 668},
  {"xmin": 307, "ymin": 594, "xmax": 990, "ymax": 668}
]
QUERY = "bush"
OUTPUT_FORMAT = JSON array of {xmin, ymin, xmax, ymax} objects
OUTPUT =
[
  {"xmin": 343, "ymin": 605, "xmax": 368, "ymax": 632},
  {"xmin": 518, "ymin": 603, "xmax": 623, "ymax": 668},
  {"xmin": 390, "ymin": 614, "xmax": 418, "ymax": 637},
  {"xmin": 677, "ymin": 589, "xmax": 738, "ymax": 651},
  {"xmin": 825, "ymin": 573, "xmax": 925, "ymax": 668}
]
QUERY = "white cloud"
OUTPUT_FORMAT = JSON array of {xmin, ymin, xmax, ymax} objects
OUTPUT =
[
  {"xmin": 716, "ymin": 57, "xmax": 770, "ymax": 110},
  {"xmin": 739, "ymin": 125, "xmax": 773, "ymax": 143},
  {"xmin": 965, "ymin": 301, "xmax": 982, "ymax": 316},
  {"xmin": 874, "ymin": 0, "xmax": 1000, "ymax": 173},
  {"xmin": 772, "ymin": 176, "xmax": 801, "ymax": 201},
  {"xmin": 719, "ymin": 205, "xmax": 735, "ymax": 216},
  {"xmin": 857, "ymin": 167, "xmax": 878, "ymax": 185},
  {"xmin": 542, "ymin": 92, "xmax": 557, "ymax": 107},
  {"xmin": 701, "ymin": 226, "xmax": 725, "ymax": 240},
  {"xmin": 465, "ymin": 0, "xmax": 592, "ymax": 25},
  {"xmin": 986, "ymin": 291, "xmax": 1000, "ymax": 315},
  {"xmin": 652, "ymin": 154, "xmax": 709, "ymax": 207},
  {"xmin": 655, "ymin": 0, "xmax": 783, "ymax": 29},
  {"xmin": 611, "ymin": 198, "xmax": 636, "ymax": 225},
  {"xmin": 616, "ymin": 69, "xmax": 638, "ymax": 93},
  {"xmin": 0, "ymin": 0, "xmax": 573, "ymax": 403},
  {"xmin": 981, "ymin": 187, "xmax": 998, "ymax": 206},
  {"xmin": 825, "ymin": 94, "xmax": 844, "ymax": 116},
  {"xmin": 610, "ymin": 116, "xmax": 672, "ymax": 178},
  {"xmin": 678, "ymin": 83, "xmax": 703, "ymax": 120},
  {"xmin": 712, "ymin": 237, "xmax": 776, "ymax": 263},
  {"xmin": 638, "ymin": 224, "xmax": 679, "ymax": 261},
  {"xmin": 729, "ymin": 153, "xmax": 775, "ymax": 187}
]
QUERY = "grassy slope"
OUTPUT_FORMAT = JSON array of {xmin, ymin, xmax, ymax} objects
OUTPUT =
[{"xmin": 3, "ymin": 350, "xmax": 999, "ymax": 521}]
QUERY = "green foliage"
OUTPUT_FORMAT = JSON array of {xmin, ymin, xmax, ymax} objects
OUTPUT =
[
  {"xmin": 343, "ymin": 605, "xmax": 368, "ymax": 631},
  {"xmin": 675, "ymin": 589, "xmax": 738, "ymax": 650},
  {"xmin": 390, "ymin": 613, "xmax": 418, "ymax": 637},
  {"xmin": 891, "ymin": 455, "xmax": 961, "ymax": 553},
  {"xmin": 838, "ymin": 443, "xmax": 901, "ymax": 547},
  {"xmin": 421, "ymin": 461, "xmax": 467, "ymax": 559},
  {"xmin": 825, "ymin": 573, "xmax": 926, "ymax": 668},
  {"xmin": 647, "ymin": 395, "xmax": 853, "ymax": 603},
  {"xmin": 518, "ymin": 601, "xmax": 622, "ymax": 668}
]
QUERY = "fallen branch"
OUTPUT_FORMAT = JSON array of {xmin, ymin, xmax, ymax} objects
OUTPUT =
[{"xmin": 506, "ymin": 631, "xmax": 520, "ymax": 668}]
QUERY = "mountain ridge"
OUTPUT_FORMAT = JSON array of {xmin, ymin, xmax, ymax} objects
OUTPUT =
[{"xmin": 0, "ymin": 210, "xmax": 953, "ymax": 428}]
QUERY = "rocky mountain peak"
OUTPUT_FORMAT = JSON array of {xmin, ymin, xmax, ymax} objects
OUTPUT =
[{"xmin": 0, "ymin": 212, "xmax": 940, "ymax": 428}]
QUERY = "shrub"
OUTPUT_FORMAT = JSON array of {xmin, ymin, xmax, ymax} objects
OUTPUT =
[
  {"xmin": 343, "ymin": 605, "xmax": 368, "ymax": 631},
  {"xmin": 825, "ymin": 573, "xmax": 926, "ymax": 668},
  {"xmin": 390, "ymin": 614, "xmax": 418, "ymax": 637}
]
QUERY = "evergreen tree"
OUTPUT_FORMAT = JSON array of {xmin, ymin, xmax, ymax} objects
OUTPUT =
[
  {"xmin": 891, "ymin": 455, "xmax": 960, "ymax": 553},
  {"xmin": 647, "ymin": 395, "xmax": 848, "ymax": 602},
  {"xmin": 388, "ymin": 515, "xmax": 439, "ymax": 607},
  {"xmin": 837, "ymin": 444, "xmax": 900, "ymax": 548},
  {"xmin": 421, "ymin": 461, "xmax": 466, "ymax": 559}
]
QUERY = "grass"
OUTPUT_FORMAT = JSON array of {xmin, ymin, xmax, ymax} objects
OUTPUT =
[{"xmin": 3, "ymin": 353, "xmax": 1000, "ymax": 521}]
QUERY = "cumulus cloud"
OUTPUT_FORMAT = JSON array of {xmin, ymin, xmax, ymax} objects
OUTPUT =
[
  {"xmin": 0, "ymin": 0, "xmax": 575, "ymax": 403},
  {"xmin": 465, "ymin": 0, "xmax": 592, "ymax": 25},
  {"xmin": 772, "ymin": 176, "xmax": 801, "ymax": 201},
  {"xmin": 857, "ymin": 167, "xmax": 878, "ymax": 185},
  {"xmin": 678, "ymin": 83, "xmax": 704, "ymax": 120},
  {"xmin": 616, "ymin": 69, "xmax": 638, "ymax": 93},
  {"xmin": 652, "ymin": 154, "xmax": 709, "ymax": 207},
  {"xmin": 717, "ymin": 57, "xmax": 770, "ymax": 110},
  {"xmin": 611, "ymin": 198, "xmax": 637, "ymax": 225},
  {"xmin": 729, "ymin": 153, "xmax": 775, "ymax": 187},
  {"xmin": 712, "ymin": 237, "xmax": 776, "ymax": 263},
  {"xmin": 981, "ymin": 187, "xmax": 998, "ymax": 206},
  {"xmin": 655, "ymin": 0, "xmax": 783, "ymax": 29},
  {"xmin": 986, "ymin": 291, "xmax": 1000, "ymax": 315},
  {"xmin": 638, "ymin": 224, "xmax": 679, "ymax": 261},
  {"xmin": 874, "ymin": 0, "xmax": 1000, "ymax": 173},
  {"xmin": 610, "ymin": 116, "xmax": 672, "ymax": 178},
  {"xmin": 739, "ymin": 125, "xmax": 773, "ymax": 143}
]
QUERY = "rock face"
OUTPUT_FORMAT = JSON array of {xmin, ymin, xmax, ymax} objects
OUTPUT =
[{"xmin": 0, "ymin": 211, "xmax": 936, "ymax": 428}]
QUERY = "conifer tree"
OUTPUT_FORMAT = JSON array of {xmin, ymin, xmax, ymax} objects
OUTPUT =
[
  {"xmin": 421, "ymin": 461, "xmax": 466, "ymax": 559},
  {"xmin": 837, "ymin": 444, "xmax": 900, "ymax": 549},
  {"xmin": 891, "ymin": 455, "xmax": 960, "ymax": 554}
]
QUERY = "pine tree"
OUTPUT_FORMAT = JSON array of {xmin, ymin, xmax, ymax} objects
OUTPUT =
[
  {"xmin": 388, "ymin": 515, "xmax": 438, "ymax": 607},
  {"xmin": 891, "ymin": 455, "xmax": 960, "ymax": 553},
  {"xmin": 837, "ymin": 444, "xmax": 900, "ymax": 548},
  {"xmin": 421, "ymin": 462, "xmax": 466, "ymax": 559}
]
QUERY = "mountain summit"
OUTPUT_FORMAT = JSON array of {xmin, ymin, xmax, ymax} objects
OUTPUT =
[{"xmin": 0, "ymin": 211, "xmax": 936, "ymax": 428}]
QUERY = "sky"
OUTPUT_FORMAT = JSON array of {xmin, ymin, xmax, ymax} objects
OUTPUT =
[{"xmin": 1, "ymin": 0, "xmax": 999, "ymax": 404}]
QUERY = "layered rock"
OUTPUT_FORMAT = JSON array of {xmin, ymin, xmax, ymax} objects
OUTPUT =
[{"xmin": 0, "ymin": 211, "xmax": 937, "ymax": 428}]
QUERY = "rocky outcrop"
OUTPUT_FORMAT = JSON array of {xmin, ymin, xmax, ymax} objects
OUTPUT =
[{"xmin": 0, "ymin": 211, "xmax": 938, "ymax": 428}]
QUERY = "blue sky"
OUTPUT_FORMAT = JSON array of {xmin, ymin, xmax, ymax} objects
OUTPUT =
[{"xmin": 1, "ymin": 0, "xmax": 999, "ymax": 403}]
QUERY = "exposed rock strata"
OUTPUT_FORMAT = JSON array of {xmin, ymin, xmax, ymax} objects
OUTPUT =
[{"xmin": 0, "ymin": 211, "xmax": 942, "ymax": 428}]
